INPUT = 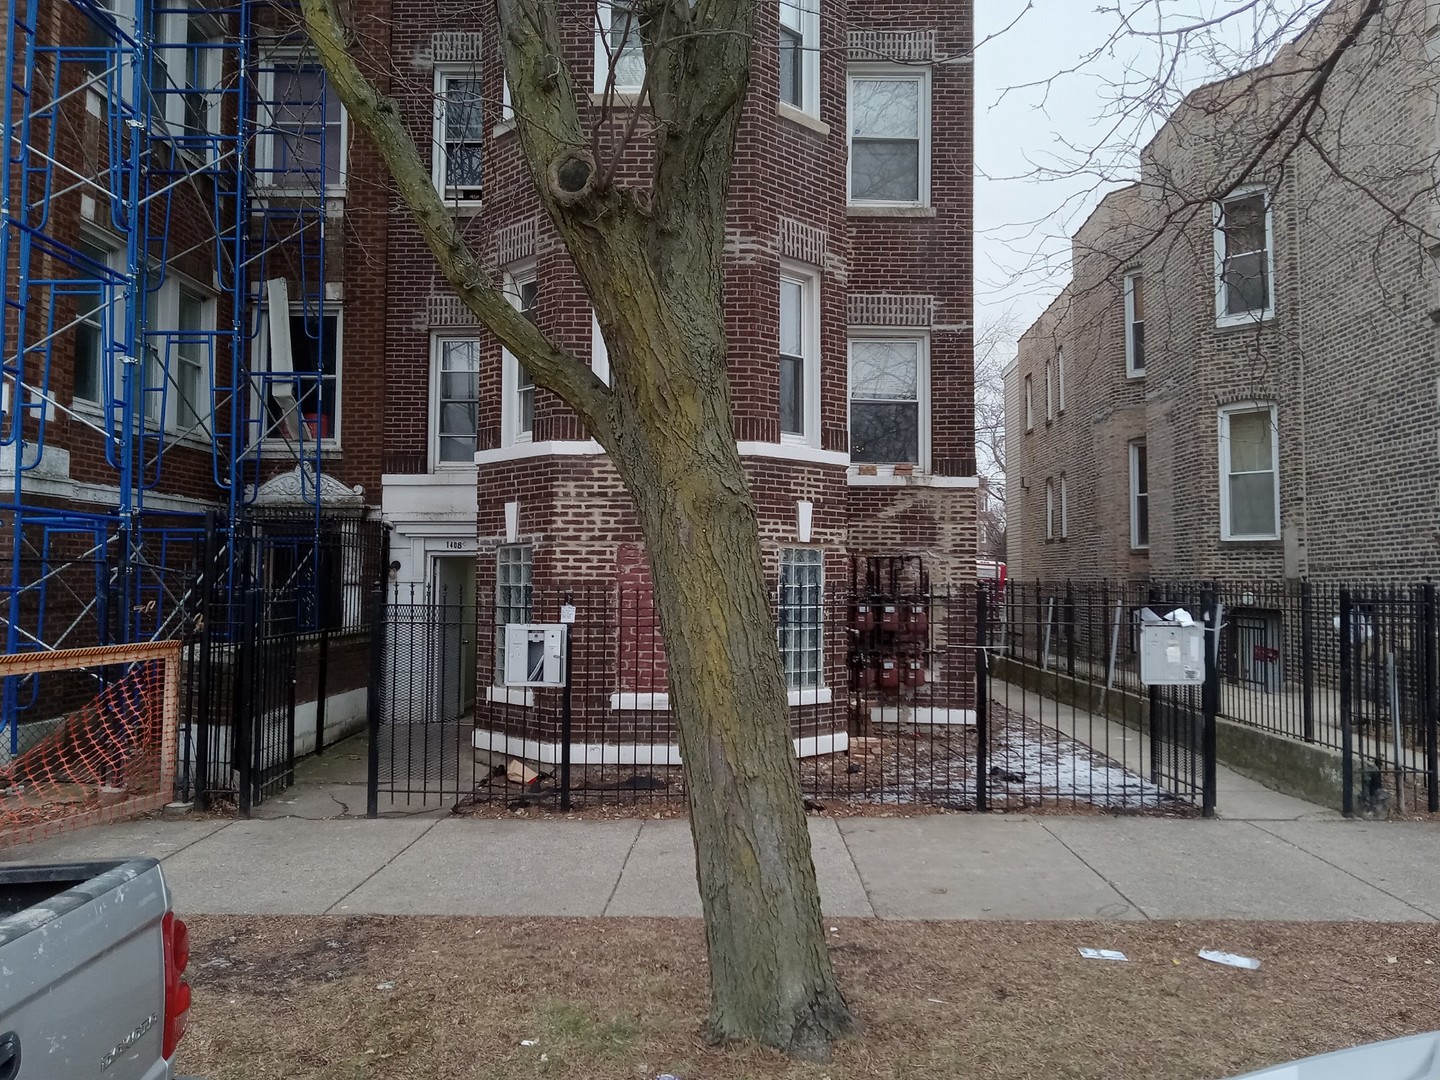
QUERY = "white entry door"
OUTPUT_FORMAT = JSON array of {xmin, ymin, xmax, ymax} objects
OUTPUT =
[{"xmin": 430, "ymin": 555, "xmax": 477, "ymax": 718}]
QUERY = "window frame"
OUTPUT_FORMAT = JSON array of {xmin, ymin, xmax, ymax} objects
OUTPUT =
[
  {"xmin": 1059, "ymin": 473, "xmax": 1069, "ymax": 539},
  {"xmin": 1218, "ymin": 402, "xmax": 1281, "ymax": 542},
  {"xmin": 778, "ymin": 261, "xmax": 821, "ymax": 448},
  {"xmin": 778, "ymin": 547, "xmax": 825, "ymax": 695},
  {"xmin": 594, "ymin": 1, "xmax": 646, "ymax": 95},
  {"xmin": 255, "ymin": 48, "xmax": 349, "ymax": 196},
  {"xmin": 85, "ymin": 0, "xmax": 136, "ymax": 91},
  {"xmin": 590, "ymin": 311, "xmax": 610, "ymax": 386},
  {"xmin": 1129, "ymin": 439, "xmax": 1149, "ymax": 551},
  {"xmin": 1024, "ymin": 373, "xmax": 1033, "ymax": 432},
  {"xmin": 171, "ymin": 282, "xmax": 214, "ymax": 440},
  {"xmin": 493, "ymin": 544, "xmax": 534, "ymax": 688},
  {"xmin": 432, "ymin": 64, "xmax": 485, "ymax": 207},
  {"xmin": 430, "ymin": 334, "xmax": 481, "ymax": 469},
  {"xmin": 846, "ymin": 64, "xmax": 931, "ymax": 209},
  {"xmin": 847, "ymin": 329, "xmax": 930, "ymax": 470},
  {"xmin": 500, "ymin": 264, "xmax": 538, "ymax": 447},
  {"xmin": 778, "ymin": 0, "xmax": 820, "ymax": 118},
  {"xmin": 1213, "ymin": 185, "xmax": 1275, "ymax": 327},
  {"xmin": 1124, "ymin": 271, "xmax": 1146, "ymax": 377},
  {"xmin": 72, "ymin": 237, "xmax": 121, "ymax": 408},
  {"xmin": 1044, "ymin": 478, "xmax": 1054, "ymax": 541},
  {"xmin": 180, "ymin": 6, "xmax": 225, "ymax": 146},
  {"xmin": 256, "ymin": 303, "xmax": 344, "ymax": 449},
  {"xmin": 1056, "ymin": 349, "xmax": 1066, "ymax": 413},
  {"xmin": 1044, "ymin": 360, "xmax": 1053, "ymax": 423}
]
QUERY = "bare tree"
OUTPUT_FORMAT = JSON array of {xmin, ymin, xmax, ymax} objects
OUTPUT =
[
  {"xmin": 974, "ymin": 312, "xmax": 1017, "ymax": 560},
  {"xmin": 299, "ymin": 0, "xmax": 855, "ymax": 1058}
]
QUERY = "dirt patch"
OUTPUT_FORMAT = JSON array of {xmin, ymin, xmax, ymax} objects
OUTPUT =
[
  {"xmin": 453, "ymin": 707, "xmax": 1192, "ymax": 820},
  {"xmin": 176, "ymin": 916, "xmax": 1440, "ymax": 1080}
]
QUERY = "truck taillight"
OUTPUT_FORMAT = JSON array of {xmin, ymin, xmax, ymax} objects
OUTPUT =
[{"xmin": 162, "ymin": 912, "xmax": 192, "ymax": 1060}]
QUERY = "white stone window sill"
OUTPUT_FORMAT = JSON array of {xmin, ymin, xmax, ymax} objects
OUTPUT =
[
  {"xmin": 788, "ymin": 687, "xmax": 833, "ymax": 706},
  {"xmin": 589, "ymin": 91, "xmax": 645, "ymax": 107},
  {"xmin": 492, "ymin": 120, "xmax": 516, "ymax": 137},
  {"xmin": 608, "ymin": 688, "xmax": 833, "ymax": 709},
  {"xmin": 486, "ymin": 685, "xmax": 534, "ymax": 706},
  {"xmin": 1214, "ymin": 310, "xmax": 1276, "ymax": 330},
  {"xmin": 776, "ymin": 100, "xmax": 829, "ymax": 136},
  {"xmin": 847, "ymin": 205, "xmax": 936, "ymax": 218},
  {"xmin": 847, "ymin": 467, "xmax": 979, "ymax": 489}
]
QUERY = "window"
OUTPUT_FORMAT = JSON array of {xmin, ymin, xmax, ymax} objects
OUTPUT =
[
  {"xmin": 591, "ymin": 312, "xmax": 610, "ymax": 385},
  {"xmin": 501, "ymin": 268, "xmax": 537, "ymax": 444},
  {"xmin": 73, "ymin": 240, "xmax": 114, "ymax": 404},
  {"xmin": 849, "ymin": 336, "xmax": 925, "ymax": 465},
  {"xmin": 595, "ymin": 1, "xmax": 645, "ymax": 94},
  {"xmin": 143, "ymin": 2, "xmax": 179, "ymax": 131},
  {"xmin": 1215, "ymin": 188, "xmax": 1273, "ymax": 324},
  {"xmin": 1059, "ymin": 474, "xmax": 1069, "ymax": 539},
  {"xmin": 1124, "ymin": 272, "xmax": 1145, "ymax": 376},
  {"xmin": 1024, "ymin": 373, "xmax": 1033, "ymax": 432},
  {"xmin": 779, "ymin": 267, "xmax": 819, "ymax": 444},
  {"xmin": 261, "ymin": 308, "xmax": 341, "ymax": 443},
  {"xmin": 433, "ymin": 68, "xmax": 484, "ymax": 203},
  {"xmin": 257, "ymin": 52, "xmax": 347, "ymax": 192},
  {"xmin": 494, "ymin": 545, "xmax": 533, "ymax": 685},
  {"xmin": 434, "ymin": 337, "xmax": 480, "ymax": 465},
  {"xmin": 1056, "ymin": 349, "xmax": 1066, "ymax": 413},
  {"xmin": 86, "ymin": 0, "xmax": 133, "ymax": 82},
  {"xmin": 1045, "ymin": 478, "xmax": 1054, "ymax": 541},
  {"xmin": 1044, "ymin": 360, "xmax": 1053, "ymax": 422},
  {"xmin": 182, "ymin": 9, "xmax": 224, "ymax": 141},
  {"xmin": 779, "ymin": 548, "xmax": 823, "ymax": 692},
  {"xmin": 847, "ymin": 67, "xmax": 929, "ymax": 206},
  {"xmin": 150, "ymin": 0, "xmax": 222, "ymax": 143},
  {"xmin": 1129, "ymin": 440, "xmax": 1149, "ymax": 550},
  {"xmin": 778, "ymin": 0, "xmax": 819, "ymax": 116},
  {"xmin": 1219, "ymin": 404, "xmax": 1280, "ymax": 541},
  {"xmin": 175, "ymin": 287, "xmax": 210, "ymax": 433}
]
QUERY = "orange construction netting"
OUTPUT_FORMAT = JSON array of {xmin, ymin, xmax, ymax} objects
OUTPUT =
[{"xmin": 0, "ymin": 647, "xmax": 178, "ymax": 846}]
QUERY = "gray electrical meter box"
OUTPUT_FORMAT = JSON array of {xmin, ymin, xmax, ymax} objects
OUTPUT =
[
  {"xmin": 1138, "ymin": 618, "xmax": 1205, "ymax": 686},
  {"xmin": 503, "ymin": 623, "xmax": 568, "ymax": 687}
]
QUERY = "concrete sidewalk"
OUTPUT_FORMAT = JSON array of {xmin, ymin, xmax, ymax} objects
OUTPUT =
[{"xmin": 7, "ymin": 808, "xmax": 1440, "ymax": 922}]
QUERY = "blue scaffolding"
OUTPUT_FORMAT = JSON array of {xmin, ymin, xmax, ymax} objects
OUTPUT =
[{"xmin": 0, "ymin": 0, "xmax": 337, "ymax": 745}]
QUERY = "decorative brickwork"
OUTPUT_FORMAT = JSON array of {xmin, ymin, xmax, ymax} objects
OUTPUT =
[
  {"xmin": 777, "ymin": 216, "xmax": 828, "ymax": 266},
  {"xmin": 847, "ymin": 293, "xmax": 934, "ymax": 327},
  {"xmin": 848, "ymin": 29, "xmax": 935, "ymax": 62},
  {"xmin": 431, "ymin": 31, "xmax": 483, "ymax": 64}
]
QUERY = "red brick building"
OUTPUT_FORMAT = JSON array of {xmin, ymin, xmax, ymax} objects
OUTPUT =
[
  {"xmin": 4, "ymin": 0, "xmax": 977, "ymax": 771},
  {"xmin": 372, "ymin": 2, "xmax": 978, "ymax": 762}
]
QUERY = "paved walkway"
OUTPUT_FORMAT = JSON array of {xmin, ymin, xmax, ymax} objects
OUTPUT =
[{"xmin": 5, "ymin": 736, "xmax": 1440, "ymax": 922}]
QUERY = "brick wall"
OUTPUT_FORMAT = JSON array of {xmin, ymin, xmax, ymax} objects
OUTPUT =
[{"xmin": 1009, "ymin": 0, "xmax": 1439, "ymax": 586}]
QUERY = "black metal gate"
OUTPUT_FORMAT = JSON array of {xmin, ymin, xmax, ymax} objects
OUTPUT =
[
  {"xmin": 366, "ymin": 585, "xmax": 474, "ymax": 814},
  {"xmin": 178, "ymin": 509, "xmax": 388, "ymax": 814},
  {"xmin": 234, "ymin": 586, "xmax": 300, "ymax": 812}
]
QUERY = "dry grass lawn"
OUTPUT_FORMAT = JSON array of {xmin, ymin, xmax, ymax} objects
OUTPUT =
[{"xmin": 177, "ymin": 917, "xmax": 1440, "ymax": 1080}]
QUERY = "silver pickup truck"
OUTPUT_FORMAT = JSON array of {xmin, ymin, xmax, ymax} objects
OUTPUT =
[{"xmin": 0, "ymin": 859, "xmax": 193, "ymax": 1080}]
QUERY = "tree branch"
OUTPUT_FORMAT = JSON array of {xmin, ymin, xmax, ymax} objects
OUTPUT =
[{"xmin": 298, "ymin": 0, "xmax": 616, "ymax": 447}]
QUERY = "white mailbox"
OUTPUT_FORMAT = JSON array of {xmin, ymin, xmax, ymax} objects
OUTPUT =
[
  {"xmin": 503, "ymin": 623, "xmax": 568, "ymax": 687},
  {"xmin": 1138, "ymin": 617, "xmax": 1206, "ymax": 686}
]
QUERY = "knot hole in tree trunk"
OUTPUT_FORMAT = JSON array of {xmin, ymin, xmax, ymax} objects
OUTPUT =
[{"xmin": 549, "ymin": 151, "xmax": 597, "ymax": 206}]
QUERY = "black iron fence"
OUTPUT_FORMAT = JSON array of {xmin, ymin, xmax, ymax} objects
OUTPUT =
[
  {"xmin": 177, "ymin": 509, "xmax": 388, "ymax": 811},
  {"xmin": 1001, "ymin": 580, "xmax": 1440, "ymax": 816},
  {"xmin": 369, "ymin": 582, "xmax": 1210, "ymax": 816}
]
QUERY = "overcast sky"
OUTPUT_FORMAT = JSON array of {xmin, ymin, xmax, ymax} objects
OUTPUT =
[
  {"xmin": 973, "ymin": 2, "xmax": 1148, "ymax": 351},
  {"xmin": 970, "ymin": 1, "xmax": 1299, "ymax": 354}
]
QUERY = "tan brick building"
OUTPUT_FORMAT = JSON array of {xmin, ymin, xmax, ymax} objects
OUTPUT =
[{"xmin": 1007, "ymin": 0, "xmax": 1440, "ymax": 586}]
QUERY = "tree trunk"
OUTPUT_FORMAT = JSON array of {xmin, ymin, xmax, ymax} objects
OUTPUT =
[
  {"xmin": 606, "ymin": 326, "xmax": 857, "ymax": 1059},
  {"xmin": 296, "ymin": 0, "xmax": 855, "ymax": 1056}
]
